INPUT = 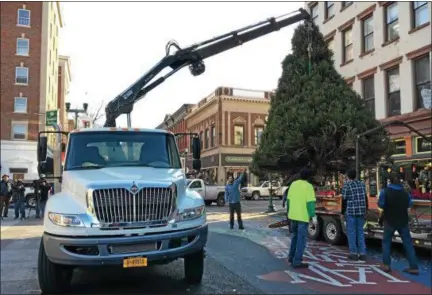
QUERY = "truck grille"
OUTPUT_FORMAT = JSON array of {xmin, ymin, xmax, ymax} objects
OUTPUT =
[{"xmin": 92, "ymin": 187, "xmax": 175, "ymax": 225}]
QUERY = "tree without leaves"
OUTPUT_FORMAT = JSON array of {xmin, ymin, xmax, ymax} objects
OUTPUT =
[
  {"xmin": 86, "ymin": 100, "xmax": 105, "ymax": 125},
  {"xmin": 252, "ymin": 22, "xmax": 393, "ymax": 181}
]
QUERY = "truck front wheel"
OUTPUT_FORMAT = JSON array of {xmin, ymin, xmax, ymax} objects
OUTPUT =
[
  {"xmin": 38, "ymin": 238, "xmax": 73, "ymax": 294},
  {"xmin": 216, "ymin": 194, "xmax": 225, "ymax": 207},
  {"xmin": 184, "ymin": 249, "xmax": 204, "ymax": 284}
]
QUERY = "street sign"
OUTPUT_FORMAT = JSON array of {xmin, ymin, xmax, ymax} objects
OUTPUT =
[{"xmin": 46, "ymin": 110, "xmax": 58, "ymax": 126}]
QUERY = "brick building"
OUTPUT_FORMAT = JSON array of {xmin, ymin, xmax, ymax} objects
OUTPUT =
[
  {"xmin": 184, "ymin": 87, "xmax": 273, "ymax": 185},
  {"xmin": 156, "ymin": 104, "xmax": 195, "ymax": 156},
  {"xmin": 0, "ymin": 2, "xmax": 64, "ymax": 181}
]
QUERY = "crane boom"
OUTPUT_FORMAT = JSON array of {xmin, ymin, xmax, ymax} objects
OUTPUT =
[{"xmin": 104, "ymin": 8, "xmax": 310, "ymax": 127}]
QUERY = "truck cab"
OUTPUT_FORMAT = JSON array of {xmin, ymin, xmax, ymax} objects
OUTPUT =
[
  {"xmin": 37, "ymin": 128, "xmax": 206, "ymax": 294},
  {"xmin": 186, "ymin": 179, "xmax": 226, "ymax": 206}
]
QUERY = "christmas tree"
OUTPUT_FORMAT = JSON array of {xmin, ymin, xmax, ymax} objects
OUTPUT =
[{"xmin": 252, "ymin": 22, "xmax": 391, "ymax": 180}]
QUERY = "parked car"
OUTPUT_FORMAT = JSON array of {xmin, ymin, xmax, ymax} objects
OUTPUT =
[
  {"xmin": 241, "ymin": 181, "xmax": 287, "ymax": 200},
  {"xmin": 186, "ymin": 179, "xmax": 226, "ymax": 206}
]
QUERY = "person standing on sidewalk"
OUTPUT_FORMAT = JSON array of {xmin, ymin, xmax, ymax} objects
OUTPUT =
[
  {"xmin": 225, "ymin": 169, "xmax": 246, "ymax": 230},
  {"xmin": 341, "ymin": 169, "xmax": 368, "ymax": 261},
  {"xmin": 12, "ymin": 179, "xmax": 26, "ymax": 220},
  {"xmin": 36, "ymin": 176, "xmax": 50, "ymax": 218},
  {"xmin": 0, "ymin": 174, "xmax": 13, "ymax": 219},
  {"xmin": 287, "ymin": 168, "xmax": 317, "ymax": 269},
  {"xmin": 378, "ymin": 172, "xmax": 419, "ymax": 275}
]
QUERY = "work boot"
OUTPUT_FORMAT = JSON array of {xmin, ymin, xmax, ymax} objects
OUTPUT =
[
  {"xmin": 380, "ymin": 264, "xmax": 391, "ymax": 273},
  {"xmin": 347, "ymin": 254, "xmax": 358, "ymax": 261},
  {"xmin": 358, "ymin": 254, "xmax": 367, "ymax": 261},
  {"xmin": 292, "ymin": 263, "xmax": 309, "ymax": 269},
  {"xmin": 239, "ymin": 226, "xmax": 245, "ymax": 230},
  {"xmin": 403, "ymin": 268, "xmax": 419, "ymax": 275}
]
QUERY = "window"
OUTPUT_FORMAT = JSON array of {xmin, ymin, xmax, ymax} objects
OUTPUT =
[
  {"xmin": 16, "ymin": 38, "xmax": 29, "ymax": 55},
  {"xmin": 414, "ymin": 55, "xmax": 431, "ymax": 110},
  {"xmin": 211, "ymin": 126, "xmax": 215, "ymax": 147},
  {"xmin": 17, "ymin": 9, "xmax": 30, "ymax": 26},
  {"xmin": 342, "ymin": 28, "xmax": 353, "ymax": 63},
  {"xmin": 413, "ymin": 2, "xmax": 429, "ymax": 28},
  {"xmin": 189, "ymin": 180, "xmax": 202, "ymax": 189},
  {"xmin": 362, "ymin": 16, "xmax": 374, "ymax": 52},
  {"xmin": 15, "ymin": 67, "xmax": 28, "ymax": 84},
  {"xmin": 325, "ymin": 2, "xmax": 335, "ymax": 19},
  {"xmin": 205, "ymin": 129, "xmax": 209, "ymax": 149},
  {"xmin": 310, "ymin": 3, "xmax": 318, "ymax": 24},
  {"xmin": 362, "ymin": 77, "xmax": 375, "ymax": 117},
  {"xmin": 385, "ymin": 2, "xmax": 399, "ymax": 42},
  {"xmin": 386, "ymin": 67, "xmax": 401, "ymax": 116},
  {"xmin": 12, "ymin": 123, "xmax": 27, "ymax": 140},
  {"xmin": 342, "ymin": 1, "xmax": 353, "ymax": 9},
  {"xmin": 254, "ymin": 127, "xmax": 264, "ymax": 145},
  {"xmin": 234, "ymin": 125, "xmax": 244, "ymax": 145},
  {"xmin": 199, "ymin": 131, "xmax": 203, "ymax": 150},
  {"xmin": 14, "ymin": 97, "xmax": 27, "ymax": 113},
  {"xmin": 393, "ymin": 139, "xmax": 406, "ymax": 155},
  {"xmin": 326, "ymin": 38, "xmax": 335, "ymax": 59}
]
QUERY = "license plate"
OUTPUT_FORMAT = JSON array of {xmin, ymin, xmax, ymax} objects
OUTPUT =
[{"xmin": 123, "ymin": 257, "xmax": 147, "ymax": 268}]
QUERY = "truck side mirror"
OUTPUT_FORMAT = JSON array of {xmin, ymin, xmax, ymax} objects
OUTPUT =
[
  {"xmin": 38, "ymin": 136, "xmax": 48, "ymax": 162},
  {"xmin": 192, "ymin": 136, "xmax": 201, "ymax": 159}
]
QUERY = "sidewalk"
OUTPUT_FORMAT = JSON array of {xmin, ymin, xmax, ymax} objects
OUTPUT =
[{"xmin": 0, "ymin": 209, "xmax": 37, "ymax": 232}]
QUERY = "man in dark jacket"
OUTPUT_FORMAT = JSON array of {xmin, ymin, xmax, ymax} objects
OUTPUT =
[
  {"xmin": 225, "ymin": 169, "xmax": 246, "ymax": 230},
  {"xmin": 378, "ymin": 172, "xmax": 419, "ymax": 275},
  {"xmin": 35, "ymin": 175, "xmax": 50, "ymax": 218},
  {"xmin": 0, "ymin": 174, "xmax": 13, "ymax": 219},
  {"xmin": 13, "ymin": 179, "xmax": 26, "ymax": 220}
]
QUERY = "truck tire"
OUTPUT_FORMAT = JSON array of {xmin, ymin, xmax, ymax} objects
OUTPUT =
[
  {"xmin": 216, "ymin": 194, "xmax": 225, "ymax": 207},
  {"xmin": 26, "ymin": 194, "xmax": 36, "ymax": 209},
  {"xmin": 38, "ymin": 238, "xmax": 73, "ymax": 294},
  {"xmin": 323, "ymin": 217, "xmax": 343, "ymax": 245},
  {"xmin": 308, "ymin": 218, "xmax": 322, "ymax": 240},
  {"xmin": 252, "ymin": 191, "xmax": 260, "ymax": 200},
  {"xmin": 184, "ymin": 249, "xmax": 204, "ymax": 284}
]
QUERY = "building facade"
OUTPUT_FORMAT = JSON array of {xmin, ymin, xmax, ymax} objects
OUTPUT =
[
  {"xmin": 184, "ymin": 87, "xmax": 273, "ymax": 185},
  {"xmin": 156, "ymin": 104, "xmax": 195, "ymax": 155},
  {"xmin": 58, "ymin": 55, "xmax": 71, "ymax": 132},
  {"xmin": 0, "ymin": 2, "xmax": 64, "ymax": 181},
  {"xmin": 308, "ymin": 1, "xmax": 431, "ymax": 154}
]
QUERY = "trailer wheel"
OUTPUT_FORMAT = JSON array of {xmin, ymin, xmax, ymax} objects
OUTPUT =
[
  {"xmin": 308, "ymin": 218, "xmax": 322, "ymax": 240},
  {"xmin": 252, "ymin": 191, "xmax": 260, "ymax": 200},
  {"xmin": 184, "ymin": 249, "xmax": 204, "ymax": 284},
  {"xmin": 38, "ymin": 238, "xmax": 73, "ymax": 294},
  {"xmin": 216, "ymin": 194, "xmax": 225, "ymax": 207},
  {"xmin": 323, "ymin": 218, "xmax": 343, "ymax": 245},
  {"xmin": 26, "ymin": 194, "xmax": 36, "ymax": 209}
]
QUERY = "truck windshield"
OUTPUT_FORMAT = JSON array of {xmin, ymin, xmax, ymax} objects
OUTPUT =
[{"xmin": 64, "ymin": 131, "xmax": 182, "ymax": 170}]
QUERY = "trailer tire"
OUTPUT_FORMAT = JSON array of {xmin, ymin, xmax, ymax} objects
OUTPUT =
[
  {"xmin": 26, "ymin": 194, "xmax": 37, "ymax": 209},
  {"xmin": 323, "ymin": 218, "xmax": 343, "ymax": 245},
  {"xmin": 308, "ymin": 217, "xmax": 322, "ymax": 240},
  {"xmin": 252, "ymin": 191, "xmax": 260, "ymax": 200},
  {"xmin": 216, "ymin": 194, "xmax": 225, "ymax": 207},
  {"xmin": 38, "ymin": 238, "xmax": 73, "ymax": 294},
  {"xmin": 184, "ymin": 249, "xmax": 204, "ymax": 285}
]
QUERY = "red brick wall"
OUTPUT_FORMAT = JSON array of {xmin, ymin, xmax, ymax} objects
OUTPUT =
[{"xmin": 0, "ymin": 1, "xmax": 43, "ymax": 141}]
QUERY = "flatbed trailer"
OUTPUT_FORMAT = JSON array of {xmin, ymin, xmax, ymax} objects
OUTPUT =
[{"xmin": 308, "ymin": 194, "xmax": 432, "ymax": 250}]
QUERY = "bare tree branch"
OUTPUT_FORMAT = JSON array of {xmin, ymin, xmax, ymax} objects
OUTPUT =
[{"xmin": 86, "ymin": 100, "xmax": 105, "ymax": 124}]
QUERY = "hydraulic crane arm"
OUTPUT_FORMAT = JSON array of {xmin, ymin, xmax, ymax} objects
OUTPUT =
[{"xmin": 104, "ymin": 8, "xmax": 310, "ymax": 127}]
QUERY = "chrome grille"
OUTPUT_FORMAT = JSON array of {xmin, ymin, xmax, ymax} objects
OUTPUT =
[{"xmin": 92, "ymin": 187, "xmax": 175, "ymax": 224}]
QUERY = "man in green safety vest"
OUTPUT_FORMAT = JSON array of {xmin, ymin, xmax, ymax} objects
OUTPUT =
[{"xmin": 286, "ymin": 168, "xmax": 317, "ymax": 269}]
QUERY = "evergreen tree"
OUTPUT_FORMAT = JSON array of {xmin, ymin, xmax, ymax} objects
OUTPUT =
[{"xmin": 252, "ymin": 22, "xmax": 392, "ymax": 180}]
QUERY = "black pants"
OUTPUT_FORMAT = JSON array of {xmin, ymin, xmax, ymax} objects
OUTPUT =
[{"xmin": 229, "ymin": 202, "xmax": 244, "ymax": 228}]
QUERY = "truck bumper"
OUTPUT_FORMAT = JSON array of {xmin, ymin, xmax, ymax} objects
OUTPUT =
[{"xmin": 43, "ymin": 224, "xmax": 208, "ymax": 266}]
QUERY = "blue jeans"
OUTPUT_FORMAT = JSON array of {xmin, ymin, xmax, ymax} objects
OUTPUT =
[
  {"xmin": 289, "ymin": 220, "xmax": 308, "ymax": 266},
  {"xmin": 382, "ymin": 224, "xmax": 418, "ymax": 269},
  {"xmin": 36, "ymin": 199, "xmax": 46, "ymax": 218},
  {"xmin": 346, "ymin": 215, "xmax": 367, "ymax": 255},
  {"xmin": 14, "ymin": 200, "xmax": 25, "ymax": 218}
]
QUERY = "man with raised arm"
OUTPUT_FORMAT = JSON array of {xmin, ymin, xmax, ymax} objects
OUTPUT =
[{"xmin": 225, "ymin": 169, "xmax": 246, "ymax": 230}]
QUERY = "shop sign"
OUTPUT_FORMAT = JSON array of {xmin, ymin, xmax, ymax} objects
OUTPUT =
[
  {"xmin": 392, "ymin": 139, "xmax": 406, "ymax": 156},
  {"xmin": 45, "ymin": 109, "xmax": 58, "ymax": 126},
  {"xmin": 222, "ymin": 154, "xmax": 253, "ymax": 165},
  {"xmin": 415, "ymin": 136, "xmax": 432, "ymax": 153}
]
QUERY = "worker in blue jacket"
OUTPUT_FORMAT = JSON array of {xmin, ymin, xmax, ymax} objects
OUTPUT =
[{"xmin": 225, "ymin": 169, "xmax": 246, "ymax": 230}]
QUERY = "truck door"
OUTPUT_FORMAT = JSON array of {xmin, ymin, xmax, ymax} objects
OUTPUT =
[{"xmin": 188, "ymin": 179, "xmax": 205, "ymax": 198}]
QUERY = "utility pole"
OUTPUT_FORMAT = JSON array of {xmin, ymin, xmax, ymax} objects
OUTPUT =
[{"xmin": 65, "ymin": 102, "xmax": 88, "ymax": 128}]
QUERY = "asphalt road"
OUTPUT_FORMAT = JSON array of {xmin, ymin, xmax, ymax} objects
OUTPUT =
[{"xmin": 1, "ymin": 201, "xmax": 431, "ymax": 294}]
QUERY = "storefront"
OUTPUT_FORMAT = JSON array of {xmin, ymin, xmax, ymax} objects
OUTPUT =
[
  {"xmin": 186, "ymin": 154, "xmax": 219, "ymax": 184},
  {"xmin": 221, "ymin": 154, "xmax": 259, "ymax": 185}
]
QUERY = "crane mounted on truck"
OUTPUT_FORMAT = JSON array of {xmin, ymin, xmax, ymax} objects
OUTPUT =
[{"xmin": 36, "ymin": 9, "xmax": 311, "ymax": 294}]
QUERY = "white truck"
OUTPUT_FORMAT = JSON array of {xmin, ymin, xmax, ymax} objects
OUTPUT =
[
  {"xmin": 241, "ymin": 181, "xmax": 287, "ymax": 200},
  {"xmin": 37, "ymin": 128, "xmax": 206, "ymax": 293},
  {"xmin": 186, "ymin": 179, "xmax": 226, "ymax": 206}
]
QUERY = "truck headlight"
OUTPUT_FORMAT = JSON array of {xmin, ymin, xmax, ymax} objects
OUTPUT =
[
  {"xmin": 176, "ymin": 205, "xmax": 205, "ymax": 221},
  {"xmin": 48, "ymin": 212, "xmax": 85, "ymax": 227}
]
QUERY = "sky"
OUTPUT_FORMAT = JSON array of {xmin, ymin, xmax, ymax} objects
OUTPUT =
[{"xmin": 58, "ymin": 1, "xmax": 303, "ymax": 128}]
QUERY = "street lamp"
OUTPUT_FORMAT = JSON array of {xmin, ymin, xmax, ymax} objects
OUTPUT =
[
  {"xmin": 266, "ymin": 173, "xmax": 276, "ymax": 213},
  {"xmin": 66, "ymin": 102, "xmax": 88, "ymax": 128}
]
